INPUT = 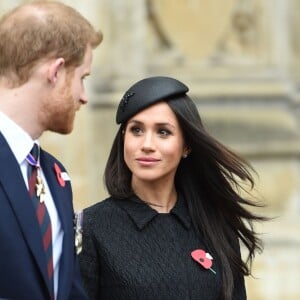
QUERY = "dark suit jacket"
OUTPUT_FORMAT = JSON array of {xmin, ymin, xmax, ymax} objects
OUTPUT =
[{"xmin": 0, "ymin": 133, "xmax": 88, "ymax": 300}]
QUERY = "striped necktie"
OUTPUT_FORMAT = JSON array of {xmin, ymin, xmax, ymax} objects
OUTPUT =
[{"xmin": 27, "ymin": 144, "xmax": 54, "ymax": 298}]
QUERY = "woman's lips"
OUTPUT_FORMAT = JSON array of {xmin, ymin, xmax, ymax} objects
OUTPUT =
[{"xmin": 136, "ymin": 157, "xmax": 160, "ymax": 166}]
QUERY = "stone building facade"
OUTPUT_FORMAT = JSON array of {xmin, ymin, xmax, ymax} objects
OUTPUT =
[{"xmin": 1, "ymin": 0, "xmax": 300, "ymax": 298}]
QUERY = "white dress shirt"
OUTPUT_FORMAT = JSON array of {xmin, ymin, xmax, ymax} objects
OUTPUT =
[{"xmin": 0, "ymin": 111, "xmax": 63, "ymax": 299}]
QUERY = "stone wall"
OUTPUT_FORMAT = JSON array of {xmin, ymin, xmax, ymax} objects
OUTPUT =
[{"xmin": 1, "ymin": 0, "xmax": 300, "ymax": 298}]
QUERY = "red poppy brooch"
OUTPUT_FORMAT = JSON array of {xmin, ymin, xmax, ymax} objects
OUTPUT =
[
  {"xmin": 191, "ymin": 249, "xmax": 216, "ymax": 274},
  {"xmin": 54, "ymin": 162, "xmax": 70, "ymax": 187}
]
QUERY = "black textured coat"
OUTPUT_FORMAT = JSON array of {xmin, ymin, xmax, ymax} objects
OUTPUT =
[{"xmin": 79, "ymin": 195, "xmax": 246, "ymax": 300}]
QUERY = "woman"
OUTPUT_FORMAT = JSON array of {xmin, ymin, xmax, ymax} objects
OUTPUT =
[{"xmin": 79, "ymin": 76, "xmax": 265, "ymax": 300}]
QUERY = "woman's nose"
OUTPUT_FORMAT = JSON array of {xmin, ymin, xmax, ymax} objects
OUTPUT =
[{"xmin": 141, "ymin": 132, "xmax": 155, "ymax": 152}]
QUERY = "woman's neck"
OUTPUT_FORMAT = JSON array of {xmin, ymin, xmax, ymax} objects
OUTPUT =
[{"xmin": 132, "ymin": 179, "xmax": 177, "ymax": 213}]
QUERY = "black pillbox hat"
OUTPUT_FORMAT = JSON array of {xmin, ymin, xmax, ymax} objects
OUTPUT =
[{"xmin": 116, "ymin": 76, "xmax": 189, "ymax": 124}]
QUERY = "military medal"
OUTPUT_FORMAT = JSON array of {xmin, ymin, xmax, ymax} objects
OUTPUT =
[
  {"xmin": 74, "ymin": 210, "xmax": 83, "ymax": 255},
  {"xmin": 36, "ymin": 174, "xmax": 46, "ymax": 203},
  {"xmin": 26, "ymin": 147, "xmax": 47, "ymax": 203}
]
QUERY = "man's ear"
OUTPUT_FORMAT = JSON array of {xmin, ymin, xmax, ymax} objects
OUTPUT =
[{"xmin": 47, "ymin": 58, "xmax": 65, "ymax": 85}]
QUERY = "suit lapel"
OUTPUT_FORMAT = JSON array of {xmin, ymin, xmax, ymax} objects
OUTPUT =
[
  {"xmin": 0, "ymin": 133, "xmax": 50, "ymax": 291},
  {"xmin": 40, "ymin": 150, "xmax": 74, "ymax": 300},
  {"xmin": 40, "ymin": 152, "xmax": 68, "ymax": 231}
]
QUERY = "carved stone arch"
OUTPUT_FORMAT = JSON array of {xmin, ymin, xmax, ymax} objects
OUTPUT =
[{"xmin": 148, "ymin": 0, "xmax": 236, "ymax": 60}]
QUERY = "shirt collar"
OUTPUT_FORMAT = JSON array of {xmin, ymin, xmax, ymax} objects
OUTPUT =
[
  {"xmin": 0, "ymin": 111, "xmax": 37, "ymax": 164},
  {"xmin": 114, "ymin": 193, "xmax": 191, "ymax": 230}
]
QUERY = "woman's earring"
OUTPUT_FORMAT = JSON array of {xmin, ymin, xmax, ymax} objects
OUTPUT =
[{"xmin": 183, "ymin": 146, "xmax": 191, "ymax": 158}]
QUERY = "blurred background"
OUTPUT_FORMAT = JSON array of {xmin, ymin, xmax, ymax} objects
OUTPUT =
[{"xmin": 1, "ymin": 0, "xmax": 300, "ymax": 299}]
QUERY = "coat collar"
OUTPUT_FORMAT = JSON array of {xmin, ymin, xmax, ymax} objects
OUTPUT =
[
  {"xmin": 0, "ymin": 111, "xmax": 34, "ymax": 164},
  {"xmin": 114, "ymin": 193, "xmax": 191, "ymax": 230},
  {"xmin": 0, "ymin": 132, "xmax": 51, "ymax": 294},
  {"xmin": 0, "ymin": 133, "xmax": 71, "ymax": 299}
]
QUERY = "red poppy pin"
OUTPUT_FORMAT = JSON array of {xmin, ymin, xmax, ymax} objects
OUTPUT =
[
  {"xmin": 54, "ymin": 163, "xmax": 66, "ymax": 187},
  {"xmin": 191, "ymin": 249, "xmax": 216, "ymax": 274}
]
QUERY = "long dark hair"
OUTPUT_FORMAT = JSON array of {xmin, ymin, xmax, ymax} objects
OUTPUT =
[{"xmin": 105, "ymin": 95, "xmax": 265, "ymax": 300}]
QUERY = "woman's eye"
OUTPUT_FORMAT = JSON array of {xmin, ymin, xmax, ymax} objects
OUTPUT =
[
  {"xmin": 130, "ymin": 126, "xmax": 142, "ymax": 135},
  {"xmin": 158, "ymin": 129, "xmax": 171, "ymax": 137}
]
